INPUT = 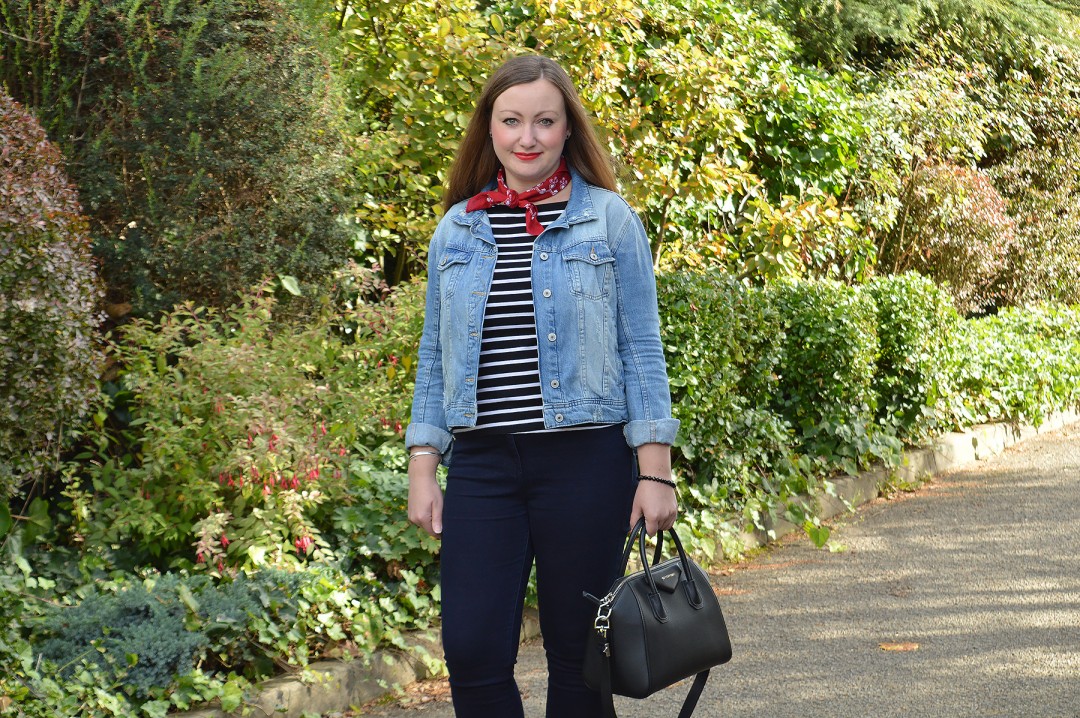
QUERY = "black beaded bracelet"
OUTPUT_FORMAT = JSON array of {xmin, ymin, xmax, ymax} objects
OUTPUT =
[{"xmin": 637, "ymin": 474, "xmax": 676, "ymax": 489}]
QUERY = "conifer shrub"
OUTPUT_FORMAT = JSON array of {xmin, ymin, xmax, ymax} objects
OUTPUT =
[
  {"xmin": 0, "ymin": 93, "xmax": 103, "ymax": 497},
  {"xmin": 0, "ymin": 0, "xmax": 352, "ymax": 317}
]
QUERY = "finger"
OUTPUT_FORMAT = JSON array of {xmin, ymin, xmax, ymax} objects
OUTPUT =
[{"xmin": 645, "ymin": 514, "xmax": 659, "ymax": 537}]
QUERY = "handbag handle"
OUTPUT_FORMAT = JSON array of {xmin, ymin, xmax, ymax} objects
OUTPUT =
[{"xmin": 621, "ymin": 519, "xmax": 705, "ymax": 620}]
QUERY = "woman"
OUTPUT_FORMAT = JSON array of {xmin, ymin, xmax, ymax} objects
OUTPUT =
[{"xmin": 405, "ymin": 55, "xmax": 679, "ymax": 718}]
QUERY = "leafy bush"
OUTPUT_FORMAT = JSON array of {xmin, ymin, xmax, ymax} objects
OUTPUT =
[
  {"xmin": 951, "ymin": 305, "xmax": 1080, "ymax": 428},
  {"xmin": 768, "ymin": 0, "xmax": 1080, "ymax": 68},
  {"xmin": 333, "ymin": 0, "xmax": 873, "ymax": 283},
  {"xmin": 64, "ymin": 276, "xmax": 427, "ymax": 573},
  {"xmin": 766, "ymin": 279, "xmax": 898, "ymax": 474},
  {"xmin": 0, "ymin": 93, "xmax": 103, "ymax": 498},
  {"xmin": 5, "ymin": 561, "xmax": 434, "ymax": 717},
  {"xmin": 867, "ymin": 273, "xmax": 962, "ymax": 443},
  {"xmin": 0, "ymin": 0, "xmax": 352, "ymax": 316},
  {"xmin": 659, "ymin": 271, "xmax": 788, "ymax": 487},
  {"xmin": 880, "ymin": 162, "xmax": 1017, "ymax": 314},
  {"xmin": 991, "ymin": 134, "xmax": 1080, "ymax": 306}
]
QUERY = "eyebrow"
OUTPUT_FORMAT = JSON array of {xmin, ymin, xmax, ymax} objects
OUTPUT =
[{"xmin": 494, "ymin": 108, "xmax": 563, "ymax": 117}]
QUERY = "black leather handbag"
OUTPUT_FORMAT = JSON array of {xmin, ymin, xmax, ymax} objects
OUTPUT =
[{"xmin": 583, "ymin": 518, "xmax": 733, "ymax": 718}]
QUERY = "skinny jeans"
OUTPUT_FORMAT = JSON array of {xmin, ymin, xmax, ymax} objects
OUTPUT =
[{"xmin": 440, "ymin": 424, "xmax": 636, "ymax": 718}]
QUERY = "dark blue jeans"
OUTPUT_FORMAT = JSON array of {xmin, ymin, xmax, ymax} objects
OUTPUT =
[{"xmin": 440, "ymin": 425, "xmax": 636, "ymax": 718}]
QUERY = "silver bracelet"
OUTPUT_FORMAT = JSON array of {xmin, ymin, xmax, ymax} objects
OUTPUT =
[{"xmin": 409, "ymin": 450, "xmax": 441, "ymax": 461}]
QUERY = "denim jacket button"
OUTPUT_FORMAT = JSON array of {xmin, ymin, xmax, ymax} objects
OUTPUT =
[
  {"xmin": 542, "ymin": 289, "xmax": 552, "ymax": 298},
  {"xmin": 539, "ymin": 252, "xmax": 549, "ymax": 260},
  {"xmin": 550, "ymin": 379, "xmax": 560, "ymax": 389},
  {"xmin": 555, "ymin": 413, "xmax": 564, "ymax": 422},
  {"xmin": 547, "ymin": 332, "xmax": 557, "ymax": 342}
]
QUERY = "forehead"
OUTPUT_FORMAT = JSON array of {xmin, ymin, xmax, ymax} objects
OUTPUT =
[{"xmin": 492, "ymin": 79, "xmax": 565, "ymax": 114}]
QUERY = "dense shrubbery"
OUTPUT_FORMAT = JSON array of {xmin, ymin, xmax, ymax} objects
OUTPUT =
[
  {"xmin": 0, "ymin": 93, "xmax": 103, "ymax": 498},
  {"xmin": 337, "ymin": 0, "xmax": 868, "ymax": 283},
  {"xmin": 953, "ymin": 305, "xmax": 1080, "ymax": 428},
  {"xmin": 0, "ymin": 0, "xmax": 353, "ymax": 316},
  {"xmin": 867, "ymin": 273, "xmax": 962, "ymax": 443},
  {"xmin": 64, "ymin": 275, "xmax": 429, "ymax": 574},
  {"xmin": 882, "ymin": 163, "xmax": 1017, "ymax": 314},
  {"xmin": 992, "ymin": 135, "xmax": 1080, "ymax": 306}
]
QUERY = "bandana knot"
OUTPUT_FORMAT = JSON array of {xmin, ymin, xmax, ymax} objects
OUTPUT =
[{"xmin": 466, "ymin": 158, "xmax": 571, "ymax": 235}]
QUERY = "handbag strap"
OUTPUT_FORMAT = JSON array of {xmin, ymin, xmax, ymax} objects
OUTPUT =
[{"xmin": 597, "ymin": 649, "xmax": 711, "ymax": 718}]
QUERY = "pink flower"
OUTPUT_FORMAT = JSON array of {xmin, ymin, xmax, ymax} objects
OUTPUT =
[
  {"xmin": 196, "ymin": 552, "xmax": 205, "ymax": 563},
  {"xmin": 220, "ymin": 534, "xmax": 230, "ymax": 547},
  {"xmin": 294, "ymin": 535, "xmax": 314, "ymax": 554}
]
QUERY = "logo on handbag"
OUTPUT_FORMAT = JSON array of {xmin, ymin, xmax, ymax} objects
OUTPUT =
[{"xmin": 583, "ymin": 518, "xmax": 732, "ymax": 718}]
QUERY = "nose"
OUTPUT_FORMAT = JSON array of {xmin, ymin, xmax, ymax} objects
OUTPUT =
[{"xmin": 519, "ymin": 125, "xmax": 535, "ymax": 147}]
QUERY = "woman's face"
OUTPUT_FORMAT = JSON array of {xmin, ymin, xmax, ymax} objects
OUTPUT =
[{"xmin": 489, "ymin": 79, "xmax": 570, "ymax": 192}]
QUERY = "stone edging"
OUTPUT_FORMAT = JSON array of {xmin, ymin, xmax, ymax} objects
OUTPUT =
[{"xmin": 174, "ymin": 409, "xmax": 1080, "ymax": 718}]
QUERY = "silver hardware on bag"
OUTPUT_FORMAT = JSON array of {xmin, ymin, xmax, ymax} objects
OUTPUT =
[{"xmin": 594, "ymin": 591, "xmax": 616, "ymax": 656}]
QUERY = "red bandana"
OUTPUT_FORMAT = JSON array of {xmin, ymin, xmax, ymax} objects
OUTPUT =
[{"xmin": 466, "ymin": 158, "xmax": 571, "ymax": 236}]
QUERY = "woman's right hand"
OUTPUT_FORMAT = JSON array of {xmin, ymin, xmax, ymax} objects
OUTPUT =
[{"xmin": 407, "ymin": 454, "xmax": 444, "ymax": 539}]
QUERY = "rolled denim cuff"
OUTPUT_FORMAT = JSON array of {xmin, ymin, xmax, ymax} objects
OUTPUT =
[
  {"xmin": 405, "ymin": 422, "xmax": 454, "ymax": 459},
  {"xmin": 623, "ymin": 418, "xmax": 680, "ymax": 448}
]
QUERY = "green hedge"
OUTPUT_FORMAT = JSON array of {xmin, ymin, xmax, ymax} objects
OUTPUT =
[{"xmin": 868, "ymin": 272, "xmax": 962, "ymax": 443}]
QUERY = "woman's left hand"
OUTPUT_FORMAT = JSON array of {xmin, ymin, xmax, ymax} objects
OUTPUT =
[{"xmin": 630, "ymin": 479, "xmax": 678, "ymax": 537}]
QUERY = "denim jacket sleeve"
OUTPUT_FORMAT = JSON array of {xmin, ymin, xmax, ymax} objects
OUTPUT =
[
  {"xmin": 404, "ymin": 231, "xmax": 454, "ymax": 456},
  {"xmin": 609, "ymin": 200, "xmax": 680, "ymax": 447}
]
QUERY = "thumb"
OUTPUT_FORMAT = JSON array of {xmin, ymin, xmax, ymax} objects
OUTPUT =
[{"xmin": 432, "ymin": 501, "xmax": 444, "ymax": 536}]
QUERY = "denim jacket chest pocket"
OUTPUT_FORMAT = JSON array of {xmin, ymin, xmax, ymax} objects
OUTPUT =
[
  {"xmin": 562, "ymin": 240, "xmax": 615, "ymax": 299},
  {"xmin": 436, "ymin": 247, "xmax": 475, "ymax": 302}
]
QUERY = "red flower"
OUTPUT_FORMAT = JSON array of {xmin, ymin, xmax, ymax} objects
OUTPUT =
[
  {"xmin": 220, "ymin": 534, "xmax": 230, "ymax": 547},
  {"xmin": 294, "ymin": 535, "xmax": 314, "ymax": 554}
]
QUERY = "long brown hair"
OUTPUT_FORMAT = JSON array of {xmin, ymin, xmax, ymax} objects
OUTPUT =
[{"xmin": 442, "ymin": 55, "xmax": 617, "ymax": 212}]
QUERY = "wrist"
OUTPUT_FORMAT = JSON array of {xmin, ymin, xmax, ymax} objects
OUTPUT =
[{"xmin": 637, "ymin": 474, "xmax": 676, "ymax": 489}]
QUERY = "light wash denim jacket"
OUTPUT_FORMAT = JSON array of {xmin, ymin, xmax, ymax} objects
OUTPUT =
[{"xmin": 405, "ymin": 167, "xmax": 679, "ymax": 456}]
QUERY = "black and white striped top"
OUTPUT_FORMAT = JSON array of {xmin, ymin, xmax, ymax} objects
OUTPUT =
[{"xmin": 462, "ymin": 201, "xmax": 568, "ymax": 434}]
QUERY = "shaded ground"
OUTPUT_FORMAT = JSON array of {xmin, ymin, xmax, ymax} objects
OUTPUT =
[{"xmin": 353, "ymin": 422, "xmax": 1080, "ymax": 717}]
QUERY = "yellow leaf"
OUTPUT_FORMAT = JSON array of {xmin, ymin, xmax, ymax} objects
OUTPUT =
[
  {"xmin": 437, "ymin": 18, "xmax": 451, "ymax": 38},
  {"xmin": 879, "ymin": 642, "xmax": 919, "ymax": 652},
  {"xmin": 491, "ymin": 14, "xmax": 504, "ymax": 33}
]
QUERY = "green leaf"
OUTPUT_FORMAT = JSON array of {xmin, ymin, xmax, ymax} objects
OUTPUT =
[
  {"xmin": 0, "ymin": 502, "xmax": 11, "ymax": 538},
  {"xmin": 178, "ymin": 582, "xmax": 201, "ymax": 614},
  {"xmin": 220, "ymin": 679, "xmax": 244, "ymax": 711},
  {"xmin": 278, "ymin": 274, "xmax": 302, "ymax": 296},
  {"xmin": 804, "ymin": 522, "xmax": 830, "ymax": 548},
  {"xmin": 248, "ymin": 545, "xmax": 267, "ymax": 565}
]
